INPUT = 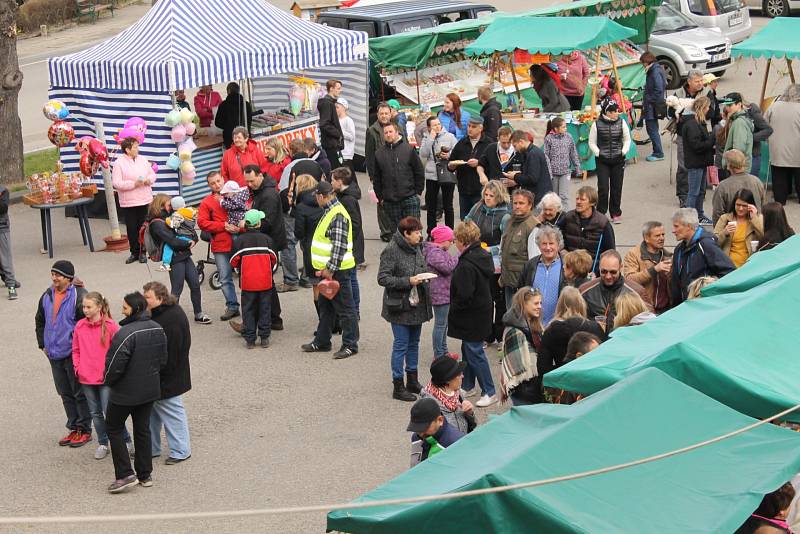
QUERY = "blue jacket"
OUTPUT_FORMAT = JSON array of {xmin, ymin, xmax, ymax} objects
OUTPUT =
[
  {"xmin": 670, "ymin": 227, "xmax": 735, "ymax": 305},
  {"xmin": 35, "ymin": 284, "xmax": 87, "ymax": 359},
  {"xmin": 413, "ymin": 418, "xmax": 465, "ymax": 463},
  {"xmin": 643, "ymin": 63, "xmax": 666, "ymax": 121},
  {"xmin": 438, "ymin": 110, "xmax": 471, "ymax": 140}
]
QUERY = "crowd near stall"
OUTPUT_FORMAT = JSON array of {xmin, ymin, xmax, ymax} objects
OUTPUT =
[{"xmin": 2, "ymin": 0, "xmax": 800, "ymax": 529}]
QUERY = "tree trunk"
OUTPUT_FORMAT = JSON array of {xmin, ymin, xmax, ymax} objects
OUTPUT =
[{"xmin": 0, "ymin": 0, "xmax": 23, "ymax": 186}]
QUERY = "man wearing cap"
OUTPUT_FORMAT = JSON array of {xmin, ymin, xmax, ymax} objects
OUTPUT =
[
  {"xmin": 336, "ymin": 98, "xmax": 356, "ymax": 177},
  {"xmin": 506, "ymin": 129, "xmax": 553, "ymax": 205},
  {"xmin": 448, "ymin": 116, "xmax": 492, "ymax": 219},
  {"xmin": 35, "ymin": 260, "xmax": 92, "ymax": 447},
  {"xmin": 317, "ymin": 79, "xmax": 344, "ymax": 168},
  {"xmin": 386, "ymin": 99, "xmax": 408, "ymax": 137},
  {"xmin": 719, "ymin": 92, "xmax": 754, "ymax": 172},
  {"xmin": 302, "ymin": 181, "xmax": 359, "ymax": 359},
  {"xmin": 230, "ymin": 210, "xmax": 276, "ymax": 349},
  {"xmin": 373, "ymin": 122, "xmax": 425, "ymax": 232},
  {"xmin": 408, "ymin": 397, "xmax": 465, "ymax": 468}
]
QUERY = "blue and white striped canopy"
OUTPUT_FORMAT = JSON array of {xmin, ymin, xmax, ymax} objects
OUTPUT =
[{"xmin": 49, "ymin": 0, "xmax": 368, "ymax": 92}]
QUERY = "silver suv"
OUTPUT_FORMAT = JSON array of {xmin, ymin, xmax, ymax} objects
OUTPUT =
[{"xmin": 646, "ymin": 4, "xmax": 733, "ymax": 89}]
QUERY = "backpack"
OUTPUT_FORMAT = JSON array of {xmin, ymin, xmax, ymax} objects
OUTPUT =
[{"xmin": 138, "ymin": 218, "xmax": 164, "ymax": 262}]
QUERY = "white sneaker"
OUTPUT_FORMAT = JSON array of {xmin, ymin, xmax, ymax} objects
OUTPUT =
[
  {"xmin": 460, "ymin": 388, "xmax": 478, "ymax": 398},
  {"xmin": 94, "ymin": 444, "xmax": 109, "ymax": 460},
  {"xmin": 476, "ymin": 394, "xmax": 498, "ymax": 408}
]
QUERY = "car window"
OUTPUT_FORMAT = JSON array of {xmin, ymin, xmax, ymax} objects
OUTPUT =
[
  {"xmin": 652, "ymin": 4, "xmax": 699, "ymax": 33},
  {"xmin": 349, "ymin": 21, "xmax": 376, "ymax": 37},
  {"xmin": 388, "ymin": 17, "xmax": 435, "ymax": 34},
  {"xmin": 475, "ymin": 8, "xmax": 493, "ymax": 17},
  {"xmin": 319, "ymin": 18, "xmax": 346, "ymax": 29},
  {"xmin": 687, "ymin": 0, "xmax": 742, "ymax": 15}
]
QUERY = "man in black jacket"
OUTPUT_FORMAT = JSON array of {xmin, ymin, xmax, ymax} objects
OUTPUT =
[
  {"xmin": 448, "ymin": 116, "xmax": 491, "ymax": 220},
  {"xmin": 507, "ymin": 130, "xmax": 552, "ymax": 204},
  {"xmin": 478, "ymin": 86, "xmax": 502, "ymax": 142},
  {"xmin": 331, "ymin": 167, "xmax": 365, "ymax": 269},
  {"xmin": 143, "ymin": 281, "xmax": 192, "ymax": 465},
  {"xmin": 214, "ymin": 82, "xmax": 255, "ymax": 149},
  {"xmin": 0, "ymin": 185, "xmax": 18, "ymax": 299},
  {"xmin": 365, "ymin": 103, "xmax": 394, "ymax": 241},
  {"xmin": 373, "ymin": 122, "xmax": 425, "ymax": 232},
  {"xmin": 243, "ymin": 165, "xmax": 285, "ymax": 330},
  {"xmin": 317, "ymin": 79, "xmax": 344, "ymax": 167}
]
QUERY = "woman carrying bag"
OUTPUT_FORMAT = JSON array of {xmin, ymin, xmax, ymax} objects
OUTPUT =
[{"xmin": 419, "ymin": 116, "xmax": 458, "ymax": 237}]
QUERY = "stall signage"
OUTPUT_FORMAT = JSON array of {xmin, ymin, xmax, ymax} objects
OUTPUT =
[
  {"xmin": 257, "ymin": 124, "xmax": 320, "ymax": 152},
  {"xmin": 514, "ymin": 50, "xmax": 551, "ymax": 65}
]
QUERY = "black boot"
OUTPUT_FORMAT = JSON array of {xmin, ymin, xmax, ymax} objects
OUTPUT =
[
  {"xmin": 393, "ymin": 379, "xmax": 417, "ymax": 402},
  {"xmin": 406, "ymin": 370, "xmax": 422, "ymax": 394}
]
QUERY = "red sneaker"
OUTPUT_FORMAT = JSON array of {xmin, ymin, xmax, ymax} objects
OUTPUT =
[
  {"xmin": 69, "ymin": 430, "xmax": 93, "ymax": 448},
  {"xmin": 58, "ymin": 430, "xmax": 78, "ymax": 446}
]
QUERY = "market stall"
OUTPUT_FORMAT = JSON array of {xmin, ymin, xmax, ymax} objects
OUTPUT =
[
  {"xmin": 731, "ymin": 17, "xmax": 800, "ymax": 181},
  {"xmin": 327, "ymin": 369, "xmax": 800, "ymax": 533},
  {"xmin": 48, "ymin": 0, "xmax": 368, "ymax": 207}
]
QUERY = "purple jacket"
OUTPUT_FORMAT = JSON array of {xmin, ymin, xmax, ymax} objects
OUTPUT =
[
  {"xmin": 423, "ymin": 242, "xmax": 458, "ymax": 306},
  {"xmin": 35, "ymin": 284, "xmax": 87, "ymax": 360}
]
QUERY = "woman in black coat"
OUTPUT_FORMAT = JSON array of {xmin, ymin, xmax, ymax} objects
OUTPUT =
[
  {"xmin": 103, "ymin": 292, "xmax": 167, "ymax": 493},
  {"xmin": 147, "ymin": 194, "xmax": 211, "ymax": 324},
  {"xmin": 448, "ymin": 221, "xmax": 498, "ymax": 408},
  {"xmin": 293, "ymin": 177, "xmax": 325, "ymax": 322},
  {"xmin": 681, "ymin": 96, "xmax": 715, "ymax": 224},
  {"xmin": 143, "ymin": 281, "xmax": 192, "ymax": 464}
]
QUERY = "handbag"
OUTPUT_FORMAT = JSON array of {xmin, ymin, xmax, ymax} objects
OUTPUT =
[
  {"xmin": 654, "ymin": 100, "xmax": 668, "ymax": 120},
  {"xmin": 433, "ymin": 146, "xmax": 457, "ymax": 184}
]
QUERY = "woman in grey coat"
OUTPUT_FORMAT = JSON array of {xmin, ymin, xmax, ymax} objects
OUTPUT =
[
  {"xmin": 419, "ymin": 116, "xmax": 458, "ymax": 235},
  {"xmin": 378, "ymin": 216, "xmax": 433, "ymax": 402}
]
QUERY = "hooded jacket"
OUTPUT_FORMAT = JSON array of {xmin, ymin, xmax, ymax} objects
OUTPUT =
[
  {"xmin": 72, "ymin": 317, "xmax": 120, "ymax": 385},
  {"xmin": 336, "ymin": 183, "xmax": 365, "ymax": 265},
  {"xmin": 419, "ymin": 130, "xmax": 458, "ymax": 181},
  {"xmin": 248, "ymin": 174, "xmax": 287, "ymax": 250},
  {"xmin": 722, "ymin": 110, "xmax": 754, "ymax": 171},
  {"xmin": 230, "ymin": 228, "xmax": 276, "ymax": 292},
  {"xmin": 670, "ymin": 227, "xmax": 736, "ymax": 305},
  {"xmin": 422, "ymin": 241, "xmax": 458, "ymax": 306},
  {"xmin": 104, "ymin": 312, "xmax": 167, "ymax": 406},
  {"xmin": 194, "ymin": 89, "xmax": 222, "ymax": 127},
  {"xmin": 465, "ymin": 202, "xmax": 510, "ymax": 246},
  {"xmin": 373, "ymin": 138, "xmax": 425, "ymax": 203},
  {"xmin": 378, "ymin": 232, "xmax": 433, "ymax": 326},
  {"xmin": 294, "ymin": 189, "xmax": 324, "ymax": 277},
  {"xmin": 448, "ymin": 241, "xmax": 494, "ymax": 342},
  {"xmin": 35, "ymin": 283, "xmax": 87, "ymax": 359},
  {"xmin": 480, "ymin": 98, "xmax": 502, "ymax": 141},
  {"xmin": 221, "ymin": 139, "xmax": 269, "ymax": 188},
  {"xmin": 149, "ymin": 303, "xmax": 192, "ymax": 399}
]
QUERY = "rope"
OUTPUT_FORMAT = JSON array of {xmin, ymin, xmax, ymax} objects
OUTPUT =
[{"xmin": 2, "ymin": 402, "xmax": 799, "ymax": 526}]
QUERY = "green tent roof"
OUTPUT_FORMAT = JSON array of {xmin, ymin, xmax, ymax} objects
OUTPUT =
[
  {"xmin": 328, "ymin": 369, "xmax": 800, "ymax": 534},
  {"xmin": 544, "ymin": 268, "xmax": 800, "ymax": 422},
  {"xmin": 732, "ymin": 17, "xmax": 800, "ymax": 60},
  {"xmin": 701, "ymin": 235, "xmax": 800, "ymax": 297},
  {"xmin": 465, "ymin": 16, "xmax": 637, "ymax": 56}
]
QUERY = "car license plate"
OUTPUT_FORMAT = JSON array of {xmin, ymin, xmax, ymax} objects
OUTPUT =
[
  {"xmin": 729, "ymin": 11, "xmax": 743, "ymax": 26},
  {"xmin": 712, "ymin": 50, "xmax": 730, "ymax": 62}
]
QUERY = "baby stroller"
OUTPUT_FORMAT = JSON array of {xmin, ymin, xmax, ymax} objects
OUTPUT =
[{"xmin": 196, "ymin": 231, "xmax": 223, "ymax": 290}]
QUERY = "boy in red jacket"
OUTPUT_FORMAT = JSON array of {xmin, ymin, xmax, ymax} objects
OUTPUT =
[{"xmin": 230, "ymin": 210, "xmax": 277, "ymax": 349}]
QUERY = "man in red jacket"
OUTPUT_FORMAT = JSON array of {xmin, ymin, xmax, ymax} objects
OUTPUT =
[
  {"xmin": 220, "ymin": 127, "xmax": 268, "ymax": 187},
  {"xmin": 197, "ymin": 171, "xmax": 240, "ymax": 321}
]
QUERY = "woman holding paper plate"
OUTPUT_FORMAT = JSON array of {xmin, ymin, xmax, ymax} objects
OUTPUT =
[{"xmin": 378, "ymin": 216, "xmax": 434, "ymax": 403}]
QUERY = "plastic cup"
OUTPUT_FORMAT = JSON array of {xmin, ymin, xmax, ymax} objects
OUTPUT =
[
  {"xmin": 594, "ymin": 315, "xmax": 607, "ymax": 330},
  {"xmin": 751, "ymin": 240, "xmax": 760, "ymax": 252}
]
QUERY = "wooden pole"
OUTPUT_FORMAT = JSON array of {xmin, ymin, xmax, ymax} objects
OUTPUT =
[
  {"xmin": 759, "ymin": 58, "xmax": 772, "ymax": 111},
  {"xmin": 415, "ymin": 69, "xmax": 421, "ymax": 106},
  {"xmin": 509, "ymin": 52, "xmax": 523, "ymax": 108},
  {"xmin": 788, "ymin": 58, "xmax": 796, "ymax": 84},
  {"xmin": 589, "ymin": 47, "xmax": 603, "ymax": 115},
  {"xmin": 94, "ymin": 122, "xmax": 125, "ymax": 247},
  {"xmin": 608, "ymin": 44, "xmax": 626, "ymax": 115}
]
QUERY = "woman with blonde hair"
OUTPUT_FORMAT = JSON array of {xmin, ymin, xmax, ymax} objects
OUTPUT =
[
  {"xmin": 681, "ymin": 95, "xmax": 715, "ymax": 224},
  {"xmin": 562, "ymin": 249, "xmax": 593, "ymax": 288},
  {"xmin": 540, "ymin": 286, "xmax": 605, "ymax": 371},
  {"xmin": 263, "ymin": 138, "xmax": 292, "ymax": 182},
  {"xmin": 612, "ymin": 291, "xmax": 655, "ymax": 329},
  {"xmin": 686, "ymin": 276, "xmax": 718, "ymax": 299},
  {"xmin": 500, "ymin": 288, "xmax": 545, "ymax": 406},
  {"xmin": 293, "ymin": 174, "xmax": 323, "ymax": 292}
]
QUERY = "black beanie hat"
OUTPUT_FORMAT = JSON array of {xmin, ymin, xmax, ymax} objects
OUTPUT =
[{"xmin": 51, "ymin": 260, "xmax": 75, "ymax": 280}]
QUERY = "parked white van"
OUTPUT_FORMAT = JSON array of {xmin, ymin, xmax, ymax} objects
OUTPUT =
[{"xmin": 663, "ymin": 0, "xmax": 752, "ymax": 44}]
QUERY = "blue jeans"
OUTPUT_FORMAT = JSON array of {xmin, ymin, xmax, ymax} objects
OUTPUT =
[
  {"xmin": 150, "ymin": 395, "xmax": 191, "ymax": 459},
  {"xmin": 459, "ymin": 192, "xmax": 481, "ymax": 220},
  {"xmin": 280, "ymin": 216, "xmax": 299, "ymax": 285},
  {"xmin": 750, "ymin": 155, "xmax": 762, "ymax": 179},
  {"xmin": 432, "ymin": 304, "xmax": 449, "ymax": 358},
  {"xmin": 686, "ymin": 167, "xmax": 707, "ymax": 219},
  {"xmin": 162, "ymin": 236, "xmax": 192, "ymax": 266},
  {"xmin": 645, "ymin": 119, "xmax": 663, "ymax": 157},
  {"xmin": 214, "ymin": 251, "xmax": 239, "ymax": 311},
  {"xmin": 390, "ymin": 323, "xmax": 421, "ymax": 380},
  {"xmin": 350, "ymin": 269, "xmax": 360, "ymax": 318},
  {"xmin": 461, "ymin": 340, "xmax": 496, "ymax": 397},
  {"xmin": 83, "ymin": 384, "xmax": 130, "ymax": 445}
]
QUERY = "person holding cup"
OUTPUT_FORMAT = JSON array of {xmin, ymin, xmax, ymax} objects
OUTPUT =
[
  {"xmin": 713, "ymin": 188, "xmax": 764, "ymax": 268},
  {"xmin": 112, "ymin": 137, "xmax": 157, "ymax": 265},
  {"xmin": 419, "ymin": 116, "xmax": 458, "ymax": 236}
]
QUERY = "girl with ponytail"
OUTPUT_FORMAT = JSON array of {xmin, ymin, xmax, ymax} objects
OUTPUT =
[{"xmin": 72, "ymin": 292, "xmax": 130, "ymax": 459}]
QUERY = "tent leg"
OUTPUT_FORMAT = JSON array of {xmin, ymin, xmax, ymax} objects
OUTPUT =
[
  {"xmin": 589, "ymin": 47, "xmax": 603, "ymax": 115},
  {"xmin": 760, "ymin": 58, "xmax": 772, "ymax": 111},
  {"xmin": 509, "ymin": 53, "xmax": 522, "ymax": 108},
  {"xmin": 415, "ymin": 69, "xmax": 421, "ymax": 106},
  {"xmin": 788, "ymin": 58, "xmax": 796, "ymax": 84}
]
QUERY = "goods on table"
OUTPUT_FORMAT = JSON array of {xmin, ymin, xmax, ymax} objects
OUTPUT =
[
  {"xmin": 25, "ymin": 172, "xmax": 96, "ymax": 205},
  {"xmin": 386, "ymin": 59, "xmax": 503, "ymax": 106}
]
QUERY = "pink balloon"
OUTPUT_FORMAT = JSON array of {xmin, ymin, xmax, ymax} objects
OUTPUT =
[
  {"xmin": 124, "ymin": 117, "xmax": 147, "ymax": 134},
  {"xmin": 185, "ymin": 123, "xmax": 196, "ymax": 136},
  {"xmin": 117, "ymin": 127, "xmax": 145, "ymax": 144},
  {"xmin": 171, "ymin": 124, "xmax": 187, "ymax": 143},
  {"xmin": 151, "ymin": 162, "xmax": 159, "ymax": 174}
]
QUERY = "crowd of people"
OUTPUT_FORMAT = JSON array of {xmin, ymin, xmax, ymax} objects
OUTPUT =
[{"xmin": 11, "ymin": 69, "xmax": 799, "ymax": 508}]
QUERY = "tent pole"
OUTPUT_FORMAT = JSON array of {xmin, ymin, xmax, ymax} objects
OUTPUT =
[
  {"xmin": 509, "ymin": 53, "xmax": 522, "ymax": 108},
  {"xmin": 788, "ymin": 58, "xmax": 796, "ymax": 84},
  {"xmin": 760, "ymin": 58, "xmax": 772, "ymax": 111},
  {"xmin": 589, "ymin": 47, "xmax": 602, "ymax": 115},
  {"xmin": 94, "ymin": 121, "xmax": 124, "ymax": 244},
  {"xmin": 608, "ymin": 44, "xmax": 625, "ymax": 116},
  {"xmin": 415, "ymin": 69, "xmax": 421, "ymax": 106}
]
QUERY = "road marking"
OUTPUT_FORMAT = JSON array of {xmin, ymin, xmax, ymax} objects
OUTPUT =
[{"xmin": 20, "ymin": 58, "xmax": 49, "ymax": 68}]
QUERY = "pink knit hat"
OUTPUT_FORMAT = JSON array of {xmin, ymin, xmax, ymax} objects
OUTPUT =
[{"xmin": 431, "ymin": 225, "xmax": 454, "ymax": 244}]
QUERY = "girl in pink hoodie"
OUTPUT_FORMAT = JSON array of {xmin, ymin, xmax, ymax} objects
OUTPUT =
[{"xmin": 72, "ymin": 292, "xmax": 129, "ymax": 459}]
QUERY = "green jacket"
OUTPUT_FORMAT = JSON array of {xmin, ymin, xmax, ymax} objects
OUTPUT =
[{"xmin": 722, "ymin": 110, "xmax": 754, "ymax": 171}]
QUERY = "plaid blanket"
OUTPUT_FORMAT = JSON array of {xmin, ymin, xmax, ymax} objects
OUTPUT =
[{"xmin": 501, "ymin": 326, "xmax": 538, "ymax": 395}]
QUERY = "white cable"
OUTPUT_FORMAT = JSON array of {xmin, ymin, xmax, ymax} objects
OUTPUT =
[{"xmin": 2, "ymin": 402, "xmax": 798, "ymax": 525}]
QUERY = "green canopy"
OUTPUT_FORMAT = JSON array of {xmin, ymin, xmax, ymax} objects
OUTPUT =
[
  {"xmin": 732, "ymin": 18, "xmax": 800, "ymax": 60},
  {"xmin": 465, "ymin": 16, "xmax": 637, "ymax": 56},
  {"xmin": 702, "ymin": 235, "xmax": 800, "ymax": 297},
  {"xmin": 544, "ymin": 269, "xmax": 800, "ymax": 423},
  {"xmin": 328, "ymin": 369, "xmax": 800, "ymax": 534}
]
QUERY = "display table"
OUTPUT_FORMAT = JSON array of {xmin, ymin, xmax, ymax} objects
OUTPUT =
[{"xmin": 31, "ymin": 196, "xmax": 95, "ymax": 259}]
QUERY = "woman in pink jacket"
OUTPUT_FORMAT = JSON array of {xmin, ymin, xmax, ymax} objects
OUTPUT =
[
  {"xmin": 556, "ymin": 51, "xmax": 590, "ymax": 111},
  {"xmin": 112, "ymin": 137, "xmax": 157, "ymax": 264},
  {"xmin": 72, "ymin": 292, "xmax": 131, "ymax": 460}
]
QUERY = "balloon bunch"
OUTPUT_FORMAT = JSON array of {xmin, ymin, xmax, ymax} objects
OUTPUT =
[
  {"xmin": 165, "ymin": 107, "xmax": 199, "ymax": 184},
  {"xmin": 115, "ymin": 116, "xmax": 148, "ymax": 144},
  {"xmin": 75, "ymin": 136, "xmax": 110, "ymax": 178},
  {"xmin": 288, "ymin": 76, "xmax": 323, "ymax": 117},
  {"xmin": 44, "ymin": 100, "xmax": 75, "ymax": 148}
]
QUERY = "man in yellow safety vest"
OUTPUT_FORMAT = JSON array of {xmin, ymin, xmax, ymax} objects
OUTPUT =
[{"xmin": 300, "ymin": 181, "xmax": 359, "ymax": 359}]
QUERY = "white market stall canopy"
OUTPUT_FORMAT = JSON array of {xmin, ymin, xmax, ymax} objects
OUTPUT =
[{"xmin": 48, "ymin": 0, "xmax": 369, "ymax": 92}]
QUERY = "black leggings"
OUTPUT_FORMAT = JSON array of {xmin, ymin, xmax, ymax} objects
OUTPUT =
[
  {"xmin": 595, "ymin": 156, "xmax": 626, "ymax": 217},
  {"xmin": 120, "ymin": 204, "xmax": 149, "ymax": 256},
  {"xmin": 169, "ymin": 257, "xmax": 202, "ymax": 316},
  {"xmin": 424, "ymin": 181, "xmax": 455, "ymax": 236}
]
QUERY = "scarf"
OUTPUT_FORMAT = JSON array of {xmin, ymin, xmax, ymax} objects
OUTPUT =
[
  {"xmin": 501, "ymin": 325, "xmax": 540, "ymax": 395},
  {"xmin": 424, "ymin": 382, "xmax": 461, "ymax": 413}
]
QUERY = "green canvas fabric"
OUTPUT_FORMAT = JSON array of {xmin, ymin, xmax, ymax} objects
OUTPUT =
[
  {"xmin": 702, "ymin": 234, "xmax": 800, "ymax": 297},
  {"xmin": 732, "ymin": 18, "xmax": 800, "ymax": 60},
  {"xmin": 328, "ymin": 369, "xmax": 800, "ymax": 534},
  {"xmin": 544, "ymin": 268, "xmax": 800, "ymax": 422},
  {"xmin": 465, "ymin": 17, "xmax": 637, "ymax": 57}
]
